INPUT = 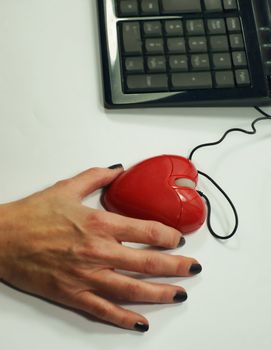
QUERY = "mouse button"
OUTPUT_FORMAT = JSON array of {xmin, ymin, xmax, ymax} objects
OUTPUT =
[
  {"xmin": 174, "ymin": 178, "xmax": 196, "ymax": 189},
  {"xmin": 175, "ymin": 189, "xmax": 206, "ymax": 234},
  {"xmin": 135, "ymin": 155, "xmax": 173, "ymax": 179},
  {"xmin": 170, "ymin": 156, "xmax": 198, "ymax": 183}
]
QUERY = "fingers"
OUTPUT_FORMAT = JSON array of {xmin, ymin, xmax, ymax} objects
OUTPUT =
[
  {"xmin": 112, "ymin": 214, "xmax": 184, "ymax": 249},
  {"xmin": 87, "ymin": 210, "xmax": 184, "ymax": 249},
  {"xmin": 70, "ymin": 291, "xmax": 149, "ymax": 332},
  {"xmin": 90, "ymin": 270, "xmax": 188, "ymax": 304},
  {"xmin": 57, "ymin": 166, "xmax": 124, "ymax": 199},
  {"xmin": 105, "ymin": 245, "xmax": 202, "ymax": 277},
  {"xmin": 83, "ymin": 211, "xmax": 201, "ymax": 277}
]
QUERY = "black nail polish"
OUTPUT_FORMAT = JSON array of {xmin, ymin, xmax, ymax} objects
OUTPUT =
[
  {"xmin": 108, "ymin": 164, "xmax": 123, "ymax": 170},
  {"xmin": 134, "ymin": 322, "xmax": 149, "ymax": 332},
  {"xmin": 173, "ymin": 291, "xmax": 188, "ymax": 303},
  {"xmin": 190, "ymin": 264, "xmax": 202, "ymax": 275},
  {"xmin": 178, "ymin": 237, "xmax": 186, "ymax": 247}
]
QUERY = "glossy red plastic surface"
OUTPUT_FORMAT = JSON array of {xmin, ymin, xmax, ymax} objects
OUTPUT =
[{"xmin": 101, "ymin": 155, "xmax": 206, "ymax": 234}]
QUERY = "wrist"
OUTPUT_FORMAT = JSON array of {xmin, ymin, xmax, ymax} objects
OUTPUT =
[{"xmin": 0, "ymin": 203, "xmax": 14, "ymax": 279}]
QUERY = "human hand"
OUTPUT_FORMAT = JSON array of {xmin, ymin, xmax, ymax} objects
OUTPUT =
[{"xmin": 0, "ymin": 165, "xmax": 202, "ymax": 332}]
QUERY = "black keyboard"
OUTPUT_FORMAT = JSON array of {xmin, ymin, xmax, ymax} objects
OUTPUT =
[{"xmin": 97, "ymin": 0, "xmax": 271, "ymax": 108}]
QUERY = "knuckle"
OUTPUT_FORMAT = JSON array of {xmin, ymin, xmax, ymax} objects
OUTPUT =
[
  {"xmin": 65, "ymin": 234, "xmax": 102, "ymax": 262},
  {"xmin": 84, "ymin": 210, "xmax": 110, "ymax": 235},
  {"xmin": 80, "ymin": 238, "xmax": 112, "ymax": 263},
  {"xmin": 80, "ymin": 243, "xmax": 104, "ymax": 261},
  {"xmin": 125, "ymin": 283, "xmax": 142, "ymax": 301},
  {"xmin": 143, "ymin": 254, "xmax": 160, "ymax": 274},
  {"xmin": 89, "ymin": 167, "xmax": 103, "ymax": 175},
  {"xmin": 46, "ymin": 274, "xmax": 71, "ymax": 302},
  {"xmin": 69, "ymin": 266, "xmax": 89, "ymax": 280},
  {"xmin": 145, "ymin": 222, "xmax": 161, "ymax": 245},
  {"xmin": 55, "ymin": 178, "xmax": 72, "ymax": 189},
  {"xmin": 85, "ymin": 210, "xmax": 108, "ymax": 231},
  {"xmin": 93, "ymin": 303, "xmax": 111, "ymax": 320}
]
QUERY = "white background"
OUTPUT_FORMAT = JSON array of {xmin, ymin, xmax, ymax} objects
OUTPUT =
[{"xmin": 0, "ymin": 1, "xmax": 271, "ymax": 349}]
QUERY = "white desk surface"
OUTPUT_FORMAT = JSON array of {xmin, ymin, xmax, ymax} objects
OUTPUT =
[{"xmin": 0, "ymin": 1, "xmax": 271, "ymax": 349}]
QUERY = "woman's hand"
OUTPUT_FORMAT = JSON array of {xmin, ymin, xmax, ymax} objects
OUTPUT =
[{"xmin": 0, "ymin": 165, "xmax": 202, "ymax": 332}]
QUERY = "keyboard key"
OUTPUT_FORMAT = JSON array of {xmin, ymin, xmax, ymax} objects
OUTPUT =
[
  {"xmin": 147, "ymin": 56, "xmax": 167, "ymax": 72},
  {"xmin": 191, "ymin": 54, "xmax": 210, "ymax": 70},
  {"xmin": 223, "ymin": 0, "xmax": 238, "ymax": 10},
  {"xmin": 171, "ymin": 72, "xmax": 212, "ymax": 89},
  {"xmin": 122, "ymin": 22, "xmax": 142, "ymax": 54},
  {"xmin": 186, "ymin": 20, "xmax": 205, "ymax": 35},
  {"xmin": 227, "ymin": 17, "xmax": 241, "ymax": 32},
  {"xmin": 215, "ymin": 71, "xmax": 235, "ymax": 87},
  {"xmin": 235, "ymin": 69, "xmax": 250, "ymax": 86},
  {"xmin": 188, "ymin": 37, "xmax": 208, "ymax": 52},
  {"xmin": 207, "ymin": 19, "xmax": 226, "ymax": 34},
  {"xmin": 167, "ymin": 38, "xmax": 186, "ymax": 53},
  {"xmin": 169, "ymin": 55, "xmax": 188, "ymax": 71},
  {"xmin": 119, "ymin": 0, "xmax": 139, "ymax": 16},
  {"xmin": 145, "ymin": 38, "xmax": 164, "ymax": 53},
  {"xmin": 125, "ymin": 57, "xmax": 144, "ymax": 72},
  {"xmin": 212, "ymin": 53, "xmax": 232, "ymax": 69},
  {"xmin": 143, "ymin": 21, "xmax": 162, "ymax": 36},
  {"xmin": 232, "ymin": 51, "xmax": 247, "ymax": 67},
  {"xmin": 165, "ymin": 20, "xmax": 183, "ymax": 36},
  {"xmin": 204, "ymin": 0, "xmax": 223, "ymax": 12},
  {"xmin": 230, "ymin": 34, "xmax": 244, "ymax": 49},
  {"xmin": 209, "ymin": 35, "xmax": 229, "ymax": 51},
  {"xmin": 141, "ymin": 0, "xmax": 160, "ymax": 15},
  {"xmin": 161, "ymin": 0, "xmax": 201, "ymax": 14},
  {"xmin": 116, "ymin": 0, "xmax": 250, "ymax": 97},
  {"xmin": 126, "ymin": 74, "xmax": 168, "ymax": 91}
]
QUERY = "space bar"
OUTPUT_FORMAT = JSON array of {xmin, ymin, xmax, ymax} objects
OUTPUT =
[{"xmin": 161, "ymin": 0, "xmax": 201, "ymax": 13}]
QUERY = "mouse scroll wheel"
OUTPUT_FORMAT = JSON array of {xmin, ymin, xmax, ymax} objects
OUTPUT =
[{"xmin": 175, "ymin": 178, "xmax": 196, "ymax": 189}]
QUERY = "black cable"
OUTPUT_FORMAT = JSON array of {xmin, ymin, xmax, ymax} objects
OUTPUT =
[
  {"xmin": 189, "ymin": 107, "xmax": 271, "ymax": 161},
  {"xmin": 197, "ymin": 171, "xmax": 239, "ymax": 240},
  {"xmin": 189, "ymin": 106, "xmax": 271, "ymax": 239}
]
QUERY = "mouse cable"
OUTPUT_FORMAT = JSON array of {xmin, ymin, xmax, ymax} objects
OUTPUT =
[
  {"xmin": 189, "ymin": 106, "xmax": 271, "ymax": 160},
  {"xmin": 197, "ymin": 172, "xmax": 238, "ymax": 240},
  {"xmin": 189, "ymin": 106, "xmax": 271, "ymax": 240}
]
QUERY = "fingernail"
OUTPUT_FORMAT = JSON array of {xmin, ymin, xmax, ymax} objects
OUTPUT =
[
  {"xmin": 134, "ymin": 322, "xmax": 149, "ymax": 332},
  {"xmin": 178, "ymin": 237, "xmax": 186, "ymax": 247},
  {"xmin": 108, "ymin": 164, "xmax": 123, "ymax": 170},
  {"xmin": 189, "ymin": 264, "xmax": 202, "ymax": 275},
  {"xmin": 173, "ymin": 291, "xmax": 188, "ymax": 303}
]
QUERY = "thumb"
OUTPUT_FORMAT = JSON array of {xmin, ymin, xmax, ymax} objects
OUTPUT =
[{"xmin": 66, "ymin": 164, "xmax": 124, "ymax": 199}]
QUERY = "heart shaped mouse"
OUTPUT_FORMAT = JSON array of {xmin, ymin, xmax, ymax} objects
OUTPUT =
[{"xmin": 101, "ymin": 155, "xmax": 206, "ymax": 234}]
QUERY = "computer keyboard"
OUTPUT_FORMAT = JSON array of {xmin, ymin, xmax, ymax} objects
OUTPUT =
[{"xmin": 97, "ymin": 0, "xmax": 271, "ymax": 108}]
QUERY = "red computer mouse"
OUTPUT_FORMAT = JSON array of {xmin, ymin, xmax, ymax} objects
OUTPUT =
[{"xmin": 101, "ymin": 155, "xmax": 206, "ymax": 234}]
